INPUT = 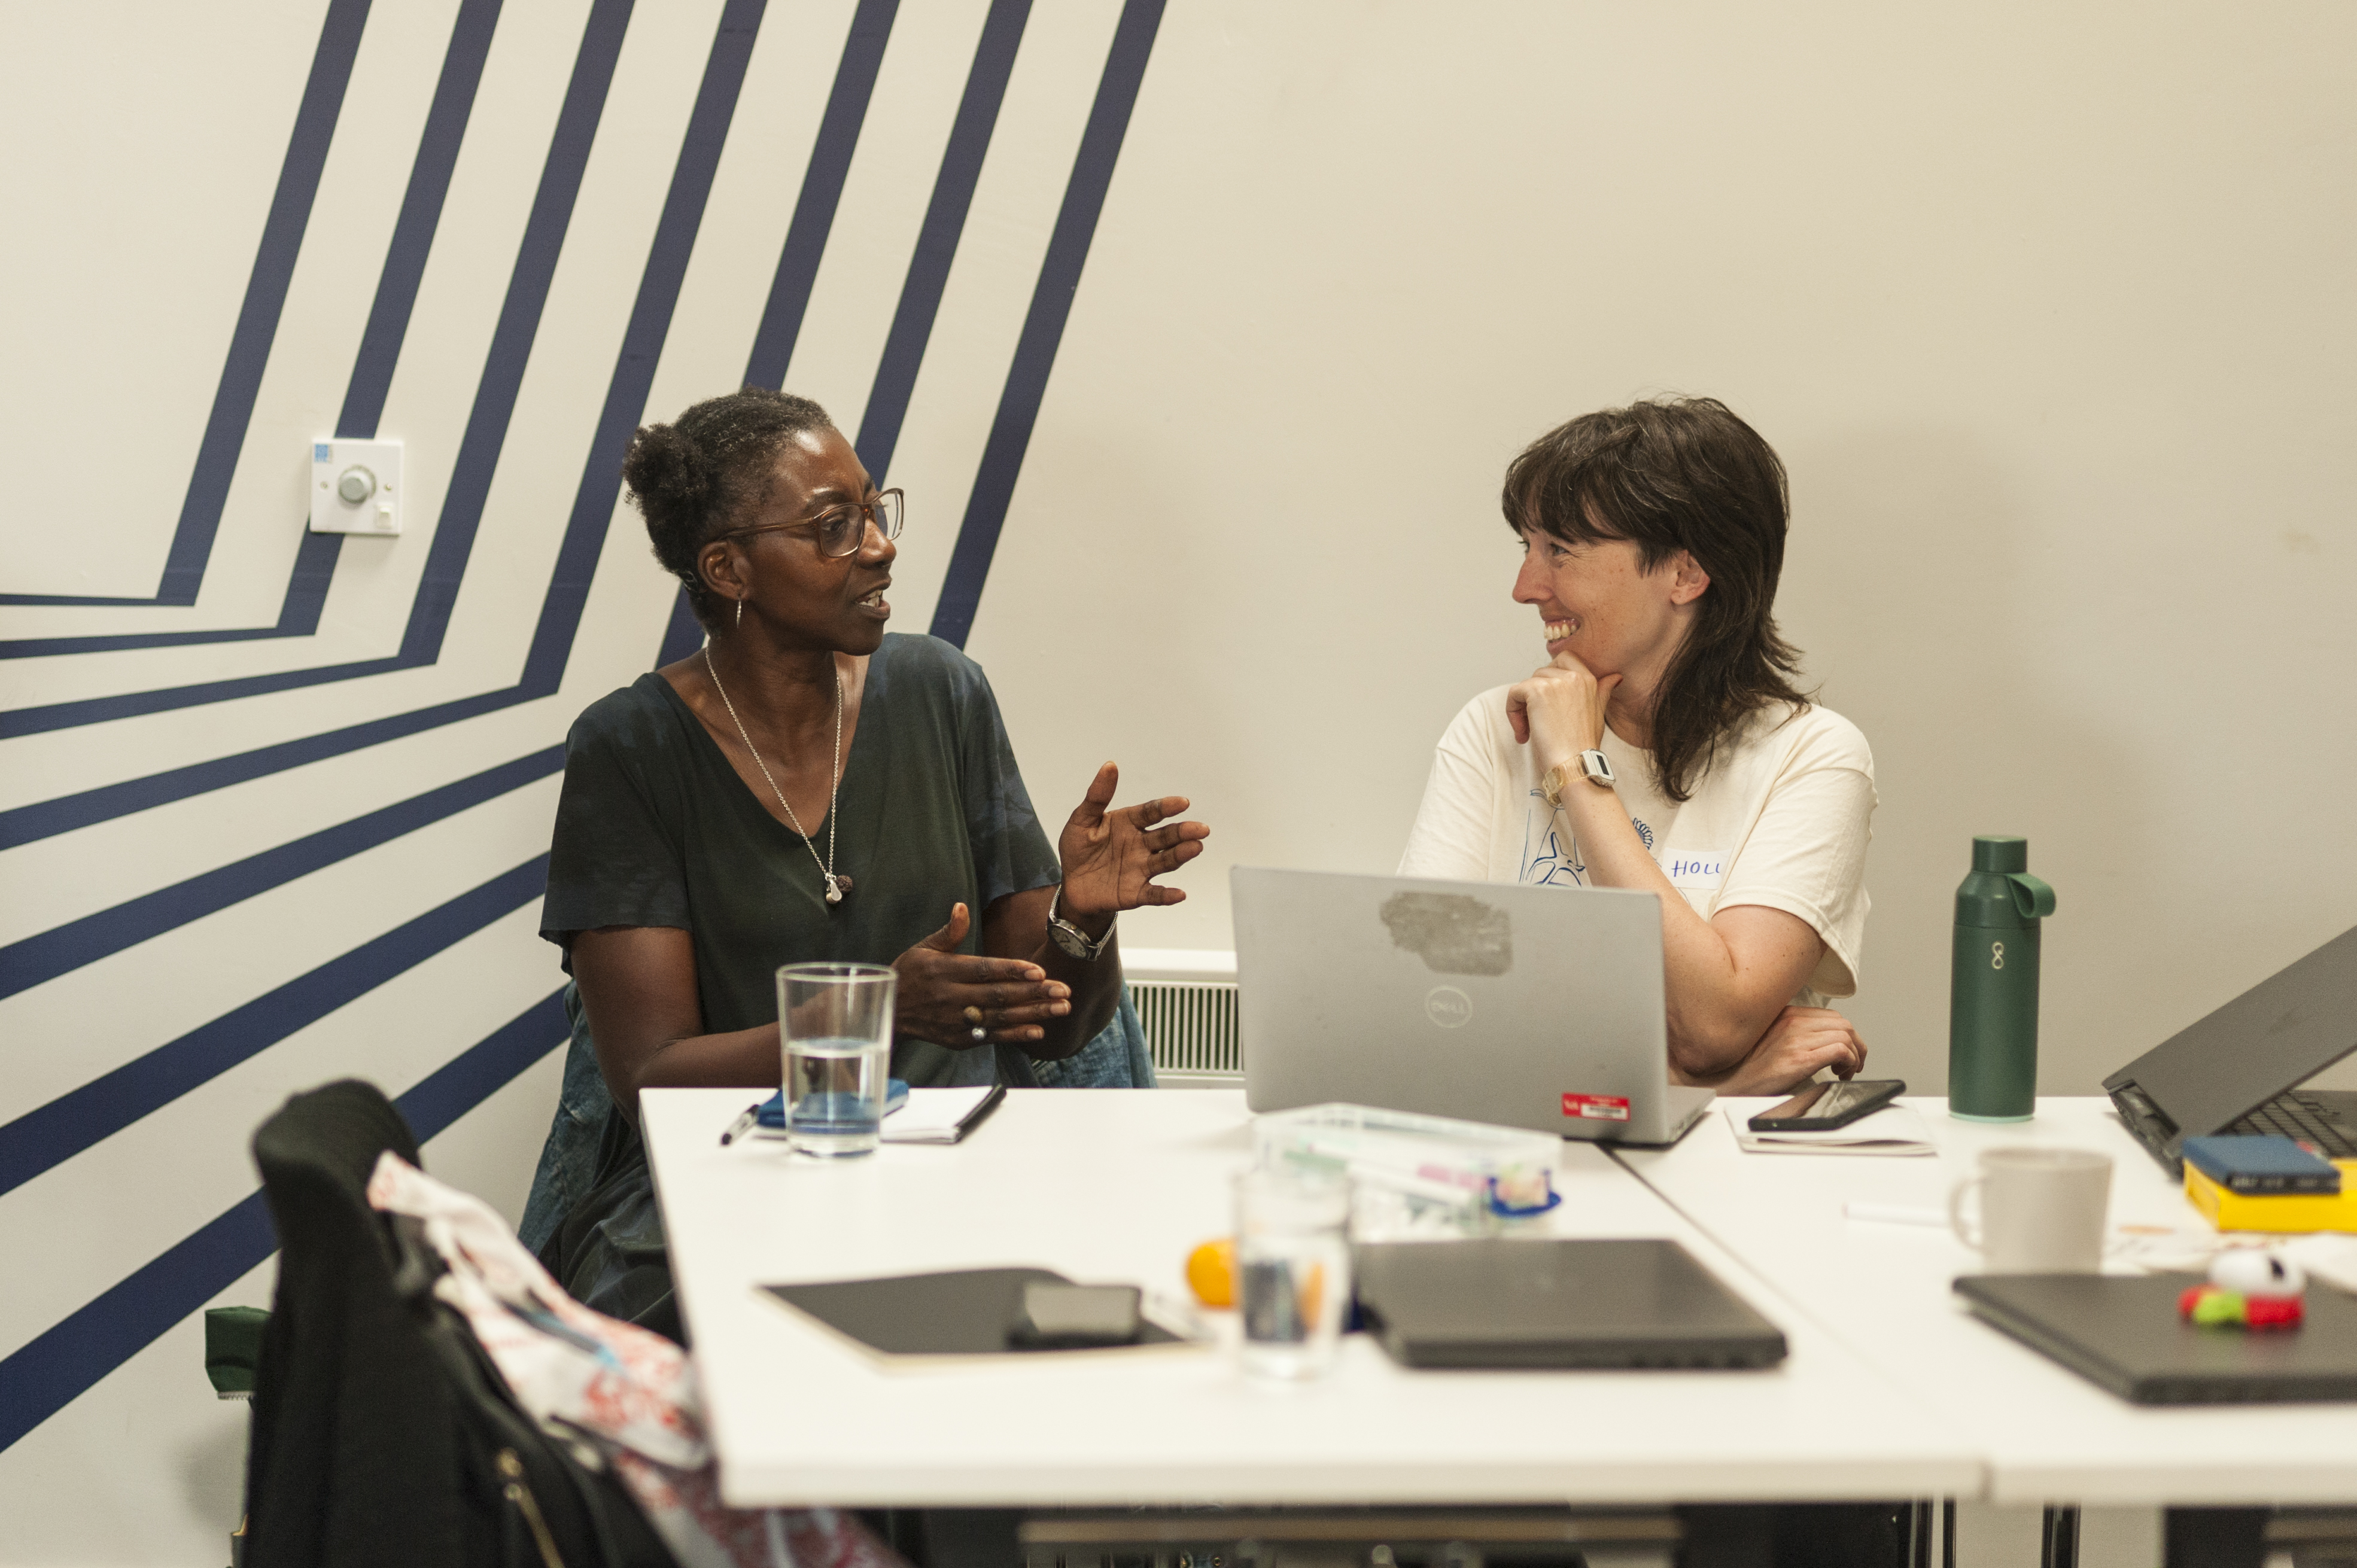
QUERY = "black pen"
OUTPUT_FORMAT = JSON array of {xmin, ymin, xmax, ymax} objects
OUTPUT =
[{"xmin": 719, "ymin": 1101, "xmax": 762, "ymax": 1146}]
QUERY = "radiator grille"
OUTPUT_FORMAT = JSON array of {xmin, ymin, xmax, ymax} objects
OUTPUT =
[{"xmin": 1133, "ymin": 979, "xmax": 1241, "ymax": 1084}]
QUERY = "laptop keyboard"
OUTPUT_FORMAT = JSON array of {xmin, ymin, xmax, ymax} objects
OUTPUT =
[{"xmin": 2227, "ymin": 1091, "xmax": 2357, "ymax": 1159}]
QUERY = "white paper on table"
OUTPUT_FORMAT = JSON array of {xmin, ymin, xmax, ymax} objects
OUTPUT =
[
  {"xmin": 881, "ymin": 1085, "xmax": 999, "ymax": 1144},
  {"xmin": 1724, "ymin": 1101, "xmax": 1936, "ymax": 1156}
]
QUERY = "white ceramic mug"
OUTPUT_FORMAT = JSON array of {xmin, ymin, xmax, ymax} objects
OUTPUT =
[{"xmin": 1948, "ymin": 1146, "xmax": 2112, "ymax": 1273}]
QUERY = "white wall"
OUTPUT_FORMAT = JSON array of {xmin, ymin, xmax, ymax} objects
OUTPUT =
[
  {"xmin": 2, "ymin": 1, "xmax": 2352, "ymax": 1561},
  {"xmin": 977, "ymin": 0, "xmax": 2357, "ymax": 1103}
]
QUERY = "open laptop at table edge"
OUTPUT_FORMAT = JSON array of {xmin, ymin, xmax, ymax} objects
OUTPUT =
[
  {"xmin": 2104, "ymin": 921, "xmax": 2357, "ymax": 1178},
  {"xmin": 1233, "ymin": 866, "xmax": 1717, "ymax": 1148}
]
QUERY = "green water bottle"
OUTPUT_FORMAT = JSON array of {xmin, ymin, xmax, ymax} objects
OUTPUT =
[{"xmin": 1948, "ymin": 836, "xmax": 2057, "ymax": 1122}]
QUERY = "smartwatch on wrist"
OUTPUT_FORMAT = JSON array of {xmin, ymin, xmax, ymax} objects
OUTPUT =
[
  {"xmin": 1539, "ymin": 748, "xmax": 1616, "ymax": 809},
  {"xmin": 1046, "ymin": 885, "xmax": 1116, "ymax": 961}
]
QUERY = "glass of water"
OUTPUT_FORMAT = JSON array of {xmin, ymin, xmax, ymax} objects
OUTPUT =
[
  {"xmin": 1234, "ymin": 1165, "xmax": 1352, "ymax": 1381},
  {"xmin": 776, "ymin": 962, "xmax": 896, "ymax": 1158}
]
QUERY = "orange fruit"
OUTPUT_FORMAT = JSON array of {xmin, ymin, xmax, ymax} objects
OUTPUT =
[{"xmin": 1185, "ymin": 1237, "xmax": 1236, "ymax": 1307}]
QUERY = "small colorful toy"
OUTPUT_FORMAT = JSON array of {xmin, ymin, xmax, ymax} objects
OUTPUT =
[{"xmin": 2178, "ymin": 1250, "xmax": 2308, "ymax": 1330}]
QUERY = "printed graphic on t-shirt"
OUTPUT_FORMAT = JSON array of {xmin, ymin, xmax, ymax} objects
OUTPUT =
[
  {"xmin": 1516, "ymin": 795, "xmax": 1670, "ymax": 888},
  {"xmin": 1518, "ymin": 793, "xmax": 1586, "ymax": 886}
]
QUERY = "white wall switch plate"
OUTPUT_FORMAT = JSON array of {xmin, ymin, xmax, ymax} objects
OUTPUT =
[{"xmin": 309, "ymin": 437, "xmax": 402, "ymax": 535}]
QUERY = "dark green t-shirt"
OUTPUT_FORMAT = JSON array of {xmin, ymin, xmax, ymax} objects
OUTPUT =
[{"xmin": 540, "ymin": 633, "xmax": 1062, "ymax": 1087}]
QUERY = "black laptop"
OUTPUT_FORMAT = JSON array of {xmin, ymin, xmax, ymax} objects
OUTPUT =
[
  {"xmin": 1956, "ymin": 1274, "xmax": 2357, "ymax": 1405},
  {"xmin": 2104, "ymin": 923, "xmax": 2357, "ymax": 1177},
  {"xmin": 1353, "ymin": 1238, "xmax": 1788, "ymax": 1370}
]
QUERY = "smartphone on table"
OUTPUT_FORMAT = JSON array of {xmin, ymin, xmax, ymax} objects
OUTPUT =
[{"xmin": 1747, "ymin": 1078, "xmax": 1906, "ymax": 1132}]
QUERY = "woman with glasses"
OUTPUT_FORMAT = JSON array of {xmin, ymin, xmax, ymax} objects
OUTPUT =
[
  {"xmin": 1399, "ymin": 397, "xmax": 1875, "ymax": 1098},
  {"xmin": 536, "ymin": 385, "xmax": 1207, "ymax": 1336}
]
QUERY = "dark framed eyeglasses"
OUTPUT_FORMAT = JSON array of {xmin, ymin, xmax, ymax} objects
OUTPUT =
[{"xmin": 718, "ymin": 488, "xmax": 904, "ymax": 559}]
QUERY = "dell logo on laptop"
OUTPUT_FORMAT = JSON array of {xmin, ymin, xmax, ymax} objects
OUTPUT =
[{"xmin": 1425, "ymin": 985, "xmax": 1474, "ymax": 1028}]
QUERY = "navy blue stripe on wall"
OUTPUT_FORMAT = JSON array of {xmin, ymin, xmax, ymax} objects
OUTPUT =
[
  {"xmin": 0, "ymin": 0, "xmax": 761, "ymax": 844},
  {"xmin": 0, "ymin": 1197, "xmax": 275, "ymax": 1456},
  {"xmin": 930, "ymin": 0, "xmax": 1165, "ymax": 648},
  {"xmin": 0, "ymin": 989, "xmax": 568, "ymax": 1455},
  {"xmin": 0, "ymin": 0, "xmax": 1173, "ymax": 1469},
  {"xmin": 0, "ymin": 0, "xmax": 768, "ymax": 1193},
  {"xmin": 743, "ymin": 0, "xmax": 899, "ymax": 389},
  {"xmin": 0, "ymin": 747, "xmax": 562, "ymax": 1003},
  {"xmin": 343, "ymin": 0, "xmax": 504, "ymax": 440},
  {"xmin": 0, "ymin": 0, "xmax": 755, "ymax": 855},
  {"xmin": 0, "ymin": 0, "xmax": 1151, "ymax": 1028},
  {"xmin": 0, "ymin": 0, "xmax": 619, "ymax": 725},
  {"xmin": 658, "ymin": 0, "xmax": 1011, "ymax": 666},
  {"xmin": 8, "ymin": 0, "xmax": 1004, "ymax": 1022},
  {"xmin": 521, "ymin": 0, "xmax": 767, "ymax": 699},
  {"xmin": 0, "ymin": 0, "xmax": 373, "ymax": 610},
  {"xmin": 0, "ymin": 0, "xmax": 504, "ymax": 659},
  {"xmin": 854, "ymin": 0, "xmax": 1030, "ymax": 482},
  {"xmin": 0, "ymin": 532, "xmax": 342, "ymax": 659},
  {"xmin": 1, "ymin": 686, "xmax": 546, "ymax": 851},
  {"xmin": 0, "ymin": 855, "xmax": 549, "ymax": 1204}
]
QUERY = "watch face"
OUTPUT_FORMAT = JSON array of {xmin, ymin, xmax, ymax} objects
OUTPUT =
[{"xmin": 1050, "ymin": 921, "xmax": 1096, "ymax": 959}]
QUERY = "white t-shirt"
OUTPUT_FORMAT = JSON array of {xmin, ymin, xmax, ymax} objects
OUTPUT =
[{"xmin": 1397, "ymin": 691, "xmax": 1877, "ymax": 1001}]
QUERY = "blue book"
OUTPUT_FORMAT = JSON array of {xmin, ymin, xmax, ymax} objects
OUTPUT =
[{"xmin": 2180, "ymin": 1134, "xmax": 2342, "ymax": 1195}]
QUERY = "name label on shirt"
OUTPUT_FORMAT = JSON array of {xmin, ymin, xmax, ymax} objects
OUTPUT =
[{"xmin": 1663, "ymin": 849, "xmax": 1729, "ymax": 891}]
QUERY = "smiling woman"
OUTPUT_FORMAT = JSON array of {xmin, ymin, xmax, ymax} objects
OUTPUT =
[
  {"xmin": 1398, "ymin": 398, "xmax": 1877, "ymax": 1098},
  {"xmin": 534, "ymin": 386, "xmax": 1209, "ymax": 1337}
]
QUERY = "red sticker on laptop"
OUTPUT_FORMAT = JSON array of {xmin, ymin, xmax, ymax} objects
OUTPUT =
[{"xmin": 1562, "ymin": 1093, "xmax": 1631, "ymax": 1122}]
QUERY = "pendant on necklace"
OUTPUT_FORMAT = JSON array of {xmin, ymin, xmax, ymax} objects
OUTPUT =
[{"xmin": 825, "ymin": 874, "xmax": 851, "ymax": 905}]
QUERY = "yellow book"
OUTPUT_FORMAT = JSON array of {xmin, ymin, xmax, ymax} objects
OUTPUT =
[{"xmin": 2184, "ymin": 1159, "xmax": 2357, "ymax": 1234}]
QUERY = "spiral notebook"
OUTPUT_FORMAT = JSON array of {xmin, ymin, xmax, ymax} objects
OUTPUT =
[{"xmin": 879, "ymin": 1083, "xmax": 1004, "ymax": 1144}]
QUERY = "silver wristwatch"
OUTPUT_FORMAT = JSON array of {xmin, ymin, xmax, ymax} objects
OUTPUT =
[{"xmin": 1046, "ymin": 885, "xmax": 1116, "ymax": 961}]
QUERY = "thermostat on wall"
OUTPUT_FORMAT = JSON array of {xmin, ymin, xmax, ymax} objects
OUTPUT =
[{"xmin": 309, "ymin": 438, "xmax": 402, "ymax": 535}]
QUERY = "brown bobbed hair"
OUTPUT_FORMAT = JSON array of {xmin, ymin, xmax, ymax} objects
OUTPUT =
[
  {"xmin": 622, "ymin": 385, "xmax": 835, "ymax": 628},
  {"xmin": 1502, "ymin": 396, "xmax": 1811, "ymax": 803}
]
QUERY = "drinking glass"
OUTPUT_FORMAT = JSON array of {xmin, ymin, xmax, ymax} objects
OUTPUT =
[
  {"xmin": 776, "ymin": 963, "xmax": 895, "ymax": 1158},
  {"xmin": 1234, "ymin": 1165, "xmax": 1352, "ymax": 1381}
]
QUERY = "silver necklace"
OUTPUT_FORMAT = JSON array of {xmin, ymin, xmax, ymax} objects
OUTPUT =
[{"xmin": 703, "ymin": 643, "xmax": 849, "ymax": 905}]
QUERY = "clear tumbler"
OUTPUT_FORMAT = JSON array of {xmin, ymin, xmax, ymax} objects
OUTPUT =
[
  {"xmin": 1234, "ymin": 1165, "xmax": 1352, "ymax": 1381},
  {"xmin": 776, "ymin": 962, "xmax": 896, "ymax": 1158}
]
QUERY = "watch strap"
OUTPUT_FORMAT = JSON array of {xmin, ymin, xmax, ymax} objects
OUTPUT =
[
  {"xmin": 1047, "ymin": 885, "xmax": 1115, "ymax": 961},
  {"xmin": 1540, "ymin": 748, "xmax": 1616, "ymax": 806}
]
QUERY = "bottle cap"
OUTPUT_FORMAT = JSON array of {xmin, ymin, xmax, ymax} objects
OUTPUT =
[{"xmin": 1972, "ymin": 836, "xmax": 2028, "ymax": 873}]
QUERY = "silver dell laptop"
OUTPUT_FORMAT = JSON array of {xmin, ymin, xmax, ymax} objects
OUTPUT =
[{"xmin": 1233, "ymin": 867, "xmax": 1713, "ymax": 1146}]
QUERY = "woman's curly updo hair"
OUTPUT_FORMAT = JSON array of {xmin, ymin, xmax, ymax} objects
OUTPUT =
[
  {"xmin": 1502, "ymin": 396, "xmax": 1811, "ymax": 804},
  {"xmin": 622, "ymin": 385, "xmax": 835, "ymax": 626}
]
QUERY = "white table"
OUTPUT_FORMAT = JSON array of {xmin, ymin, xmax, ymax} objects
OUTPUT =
[
  {"xmin": 1614, "ymin": 1097, "xmax": 2357, "ymax": 1507},
  {"xmin": 642, "ymin": 1088, "xmax": 1979, "ymax": 1509}
]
